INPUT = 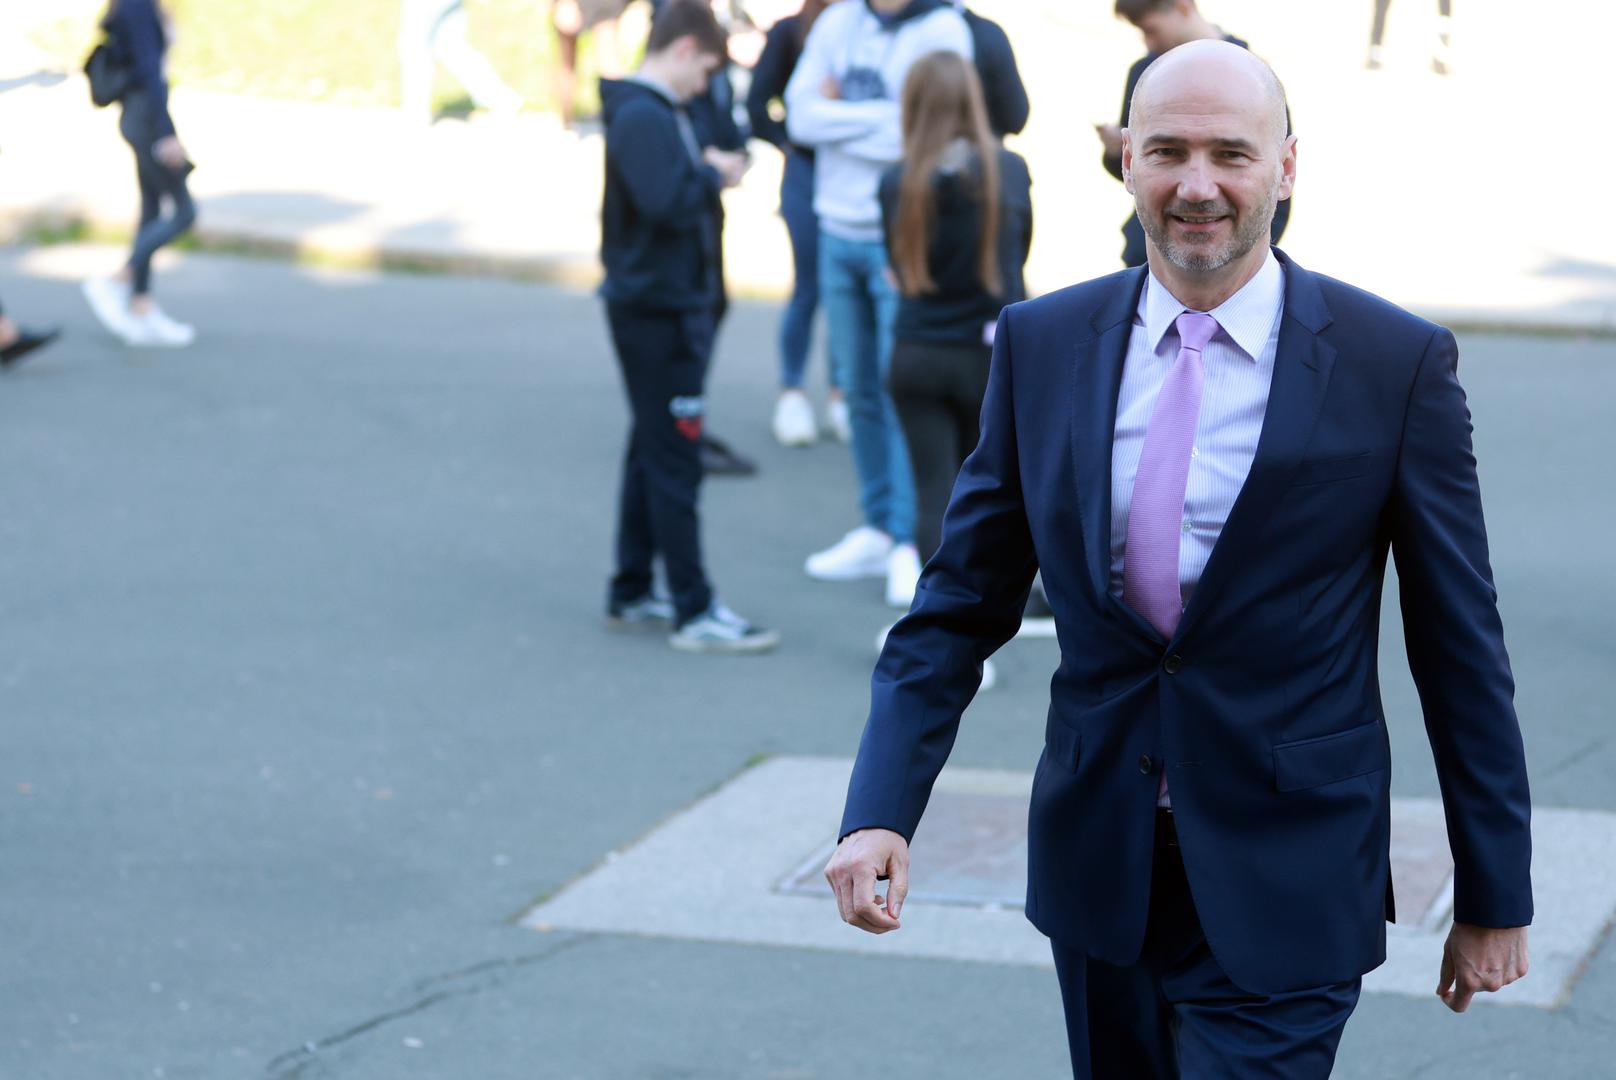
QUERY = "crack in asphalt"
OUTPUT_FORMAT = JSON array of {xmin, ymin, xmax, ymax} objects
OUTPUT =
[
  {"xmin": 265, "ymin": 933, "xmax": 594, "ymax": 1078},
  {"xmin": 1539, "ymin": 734, "xmax": 1612, "ymax": 780}
]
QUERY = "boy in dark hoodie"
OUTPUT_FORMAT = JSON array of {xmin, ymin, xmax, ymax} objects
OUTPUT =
[{"xmin": 598, "ymin": 0, "xmax": 779, "ymax": 655}]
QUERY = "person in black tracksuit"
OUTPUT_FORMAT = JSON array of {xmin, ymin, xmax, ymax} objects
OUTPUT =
[
  {"xmin": 879, "ymin": 51, "xmax": 1031, "ymax": 566},
  {"xmin": 955, "ymin": 3, "xmax": 1029, "ymax": 139},
  {"xmin": 598, "ymin": 1, "xmax": 777, "ymax": 653},
  {"xmin": 1098, "ymin": 0, "xmax": 1289, "ymax": 268}
]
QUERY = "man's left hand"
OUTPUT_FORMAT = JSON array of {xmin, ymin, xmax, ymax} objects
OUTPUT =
[{"xmin": 1436, "ymin": 923, "xmax": 1529, "ymax": 1013}]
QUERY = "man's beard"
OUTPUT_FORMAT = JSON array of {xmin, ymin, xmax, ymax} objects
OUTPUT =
[{"xmin": 1141, "ymin": 189, "xmax": 1276, "ymax": 273}]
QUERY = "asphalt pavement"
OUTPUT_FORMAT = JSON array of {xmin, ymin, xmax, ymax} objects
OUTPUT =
[{"xmin": 1, "ymin": 245, "xmax": 1613, "ymax": 1079}]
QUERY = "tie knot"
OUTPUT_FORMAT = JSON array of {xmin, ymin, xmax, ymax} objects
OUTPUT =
[{"xmin": 1175, "ymin": 311, "xmax": 1219, "ymax": 354}]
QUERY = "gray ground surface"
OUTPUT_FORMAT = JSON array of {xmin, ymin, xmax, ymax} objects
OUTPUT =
[{"xmin": 2, "ymin": 248, "xmax": 1611, "ymax": 1079}]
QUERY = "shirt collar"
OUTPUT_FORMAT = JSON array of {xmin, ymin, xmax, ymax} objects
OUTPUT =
[
  {"xmin": 627, "ymin": 74, "xmax": 682, "ymax": 106},
  {"xmin": 1139, "ymin": 249, "xmax": 1285, "ymax": 363}
]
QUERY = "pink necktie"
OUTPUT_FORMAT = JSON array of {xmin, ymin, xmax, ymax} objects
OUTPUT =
[
  {"xmin": 1127, "ymin": 311, "xmax": 1216, "ymax": 805},
  {"xmin": 1124, "ymin": 310, "xmax": 1218, "ymax": 638}
]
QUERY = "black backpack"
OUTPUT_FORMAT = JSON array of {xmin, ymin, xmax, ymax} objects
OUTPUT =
[{"xmin": 84, "ymin": 36, "xmax": 131, "ymax": 108}]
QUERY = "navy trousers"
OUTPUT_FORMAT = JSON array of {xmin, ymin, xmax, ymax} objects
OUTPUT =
[
  {"xmin": 1051, "ymin": 811, "xmax": 1361, "ymax": 1079},
  {"xmin": 605, "ymin": 304, "xmax": 715, "ymax": 625}
]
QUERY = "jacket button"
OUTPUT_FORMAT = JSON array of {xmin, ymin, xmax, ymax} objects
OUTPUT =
[
  {"xmin": 1164, "ymin": 654, "xmax": 1184, "ymax": 674},
  {"xmin": 1139, "ymin": 754, "xmax": 1153, "ymax": 774}
]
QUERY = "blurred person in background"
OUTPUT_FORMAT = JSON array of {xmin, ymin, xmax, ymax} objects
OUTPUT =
[
  {"xmin": 1366, "ymin": 0, "xmax": 1454, "ymax": 74},
  {"xmin": 398, "ymin": 0, "xmax": 522, "ymax": 124},
  {"xmin": 952, "ymin": 2, "xmax": 1027, "ymax": 139},
  {"xmin": 1095, "ymin": 0, "xmax": 1289, "ymax": 268},
  {"xmin": 786, "ymin": 0, "xmax": 972, "ymax": 609},
  {"xmin": 880, "ymin": 49, "xmax": 1028, "ymax": 592},
  {"xmin": 597, "ymin": 0, "xmax": 778, "ymax": 653},
  {"xmin": 747, "ymin": 0, "xmax": 848, "ymax": 448},
  {"xmin": 550, "ymin": 0, "xmax": 635, "ymax": 130},
  {"xmin": 82, "ymin": 0, "xmax": 198, "ymax": 348},
  {"xmin": 0, "ymin": 297, "xmax": 59, "ymax": 369}
]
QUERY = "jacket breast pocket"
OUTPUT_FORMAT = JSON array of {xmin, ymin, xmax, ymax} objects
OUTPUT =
[
  {"xmin": 1272, "ymin": 719, "xmax": 1389, "ymax": 792},
  {"xmin": 1289, "ymin": 451, "xmax": 1372, "ymax": 487},
  {"xmin": 1043, "ymin": 709, "xmax": 1083, "ymax": 772}
]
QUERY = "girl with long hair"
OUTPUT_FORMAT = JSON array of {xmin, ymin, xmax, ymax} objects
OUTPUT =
[
  {"xmin": 83, "ymin": 0, "xmax": 198, "ymax": 347},
  {"xmin": 880, "ymin": 49, "xmax": 1031, "ymax": 566}
]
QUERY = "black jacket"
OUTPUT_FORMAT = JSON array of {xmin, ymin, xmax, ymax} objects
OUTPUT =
[
  {"xmin": 104, "ymin": 0, "xmax": 175, "ymax": 136},
  {"xmin": 746, "ymin": 14, "xmax": 808, "ymax": 156},
  {"xmin": 962, "ymin": 9, "xmax": 1029, "ymax": 138},
  {"xmin": 598, "ymin": 78, "xmax": 724, "ymax": 312},
  {"xmin": 880, "ymin": 145, "xmax": 1032, "ymax": 345}
]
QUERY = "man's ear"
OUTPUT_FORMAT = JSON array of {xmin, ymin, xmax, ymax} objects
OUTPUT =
[
  {"xmin": 1277, "ymin": 134, "xmax": 1298, "ymax": 201},
  {"xmin": 1121, "ymin": 129, "xmax": 1135, "ymax": 194}
]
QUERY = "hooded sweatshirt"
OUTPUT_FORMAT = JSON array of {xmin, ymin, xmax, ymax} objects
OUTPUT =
[
  {"xmin": 598, "ymin": 77, "xmax": 724, "ymax": 313},
  {"xmin": 784, "ymin": 0, "xmax": 972, "ymax": 243}
]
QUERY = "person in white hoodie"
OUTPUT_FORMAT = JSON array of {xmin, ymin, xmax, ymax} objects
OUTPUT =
[{"xmin": 785, "ymin": 0, "xmax": 971, "ymax": 609}]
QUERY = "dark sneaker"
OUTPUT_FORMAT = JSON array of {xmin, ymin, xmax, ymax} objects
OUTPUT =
[
  {"xmin": 0, "ymin": 326, "xmax": 60, "ymax": 368},
  {"xmin": 670, "ymin": 603, "xmax": 780, "ymax": 655},
  {"xmin": 604, "ymin": 593, "xmax": 675, "ymax": 632},
  {"xmin": 699, "ymin": 433, "xmax": 758, "ymax": 477}
]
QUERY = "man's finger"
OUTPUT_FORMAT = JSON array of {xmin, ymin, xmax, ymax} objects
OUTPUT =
[
  {"xmin": 1435, "ymin": 945, "xmax": 1455, "ymax": 998},
  {"xmin": 887, "ymin": 859, "xmax": 909, "ymax": 919},
  {"xmin": 825, "ymin": 865, "xmax": 851, "ymax": 923},
  {"xmin": 850, "ymin": 897, "xmax": 900, "ymax": 934},
  {"xmin": 1445, "ymin": 968, "xmax": 1482, "ymax": 1013}
]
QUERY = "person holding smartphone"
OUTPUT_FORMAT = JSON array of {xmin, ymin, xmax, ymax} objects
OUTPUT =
[{"xmin": 83, "ymin": 0, "xmax": 198, "ymax": 348}]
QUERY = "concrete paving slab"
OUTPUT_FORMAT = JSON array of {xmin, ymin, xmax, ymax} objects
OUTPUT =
[{"xmin": 524, "ymin": 755, "xmax": 1616, "ymax": 1008}]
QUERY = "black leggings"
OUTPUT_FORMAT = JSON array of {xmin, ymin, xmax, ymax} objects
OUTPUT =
[
  {"xmin": 1371, "ymin": 0, "xmax": 1453, "ymax": 48},
  {"xmin": 886, "ymin": 338, "xmax": 992, "ymax": 563},
  {"xmin": 119, "ymin": 91, "xmax": 196, "ymax": 296}
]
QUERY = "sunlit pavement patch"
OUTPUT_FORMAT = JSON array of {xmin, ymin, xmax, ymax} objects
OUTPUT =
[{"xmin": 521, "ymin": 757, "xmax": 1615, "ymax": 1008}]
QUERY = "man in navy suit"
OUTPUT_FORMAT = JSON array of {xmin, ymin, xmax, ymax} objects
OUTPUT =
[{"xmin": 824, "ymin": 40, "xmax": 1532, "ymax": 1077}]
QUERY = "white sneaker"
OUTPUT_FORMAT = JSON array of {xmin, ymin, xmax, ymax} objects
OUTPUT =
[
  {"xmin": 885, "ymin": 543, "xmax": 921, "ymax": 608},
  {"xmin": 824, "ymin": 396, "xmax": 852, "ymax": 444},
  {"xmin": 144, "ymin": 304, "xmax": 196, "ymax": 346},
  {"xmin": 805, "ymin": 526, "xmax": 893, "ymax": 581},
  {"xmin": 772, "ymin": 389, "xmax": 817, "ymax": 447},
  {"xmin": 82, "ymin": 276, "xmax": 136, "ymax": 339},
  {"xmin": 123, "ymin": 307, "xmax": 195, "ymax": 348}
]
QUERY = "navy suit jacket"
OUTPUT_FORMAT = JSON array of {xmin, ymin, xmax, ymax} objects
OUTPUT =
[{"xmin": 839, "ymin": 250, "xmax": 1533, "ymax": 994}]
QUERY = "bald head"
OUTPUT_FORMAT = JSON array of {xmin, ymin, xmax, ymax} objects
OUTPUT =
[{"xmin": 1128, "ymin": 39, "xmax": 1288, "ymax": 149}]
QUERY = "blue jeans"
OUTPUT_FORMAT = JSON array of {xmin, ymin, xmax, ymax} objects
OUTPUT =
[
  {"xmin": 778, "ymin": 149, "xmax": 822, "ymax": 390},
  {"xmin": 819, "ymin": 230, "xmax": 913, "ymax": 544}
]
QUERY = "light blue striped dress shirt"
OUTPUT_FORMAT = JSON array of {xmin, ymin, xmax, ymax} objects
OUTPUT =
[{"xmin": 1108, "ymin": 252, "xmax": 1287, "ymax": 611}]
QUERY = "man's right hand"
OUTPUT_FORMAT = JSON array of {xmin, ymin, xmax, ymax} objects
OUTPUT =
[{"xmin": 824, "ymin": 827, "xmax": 909, "ymax": 934}]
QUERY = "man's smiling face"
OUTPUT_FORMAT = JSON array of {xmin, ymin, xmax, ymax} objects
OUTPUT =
[{"xmin": 1123, "ymin": 48, "xmax": 1295, "ymax": 275}]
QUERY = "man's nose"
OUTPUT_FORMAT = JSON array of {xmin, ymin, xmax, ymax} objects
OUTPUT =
[{"xmin": 1176, "ymin": 158, "xmax": 1219, "ymax": 203}]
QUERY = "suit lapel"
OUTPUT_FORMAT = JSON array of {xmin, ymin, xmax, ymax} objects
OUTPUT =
[
  {"xmin": 1070, "ymin": 269, "xmax": 1148, "ymax": 624},
  {"xmin": 1174, "ymin": 252, "xmax": 1337, "ymax": 642}
]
